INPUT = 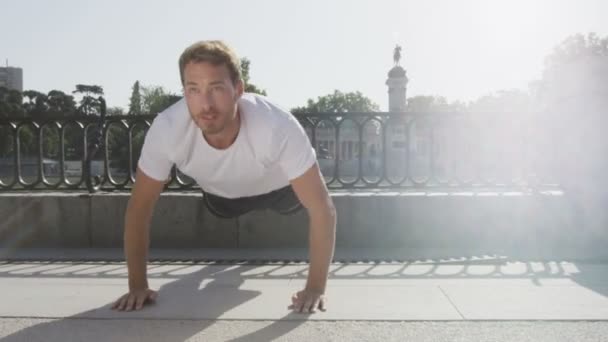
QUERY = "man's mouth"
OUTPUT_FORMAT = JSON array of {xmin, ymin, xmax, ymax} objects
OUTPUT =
[{"xmin": 199, "ymin": 113, "xmax": 217, "ymax": 122}]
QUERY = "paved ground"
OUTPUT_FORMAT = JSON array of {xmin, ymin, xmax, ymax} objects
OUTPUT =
[
  {"xmin": 1, "ymin": 249, "xmax": 608, "ymax": 341},
  {"xmin": 1, "ymin": 319, "xmax": 607, "ymax": 342}
]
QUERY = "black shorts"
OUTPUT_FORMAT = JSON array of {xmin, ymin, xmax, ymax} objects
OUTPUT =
[{"xmin": 203, "ymin": 185, "xmax": 304, "ymax": 218}]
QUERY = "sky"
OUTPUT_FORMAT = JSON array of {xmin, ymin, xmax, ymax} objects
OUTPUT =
[{"xmin": 1, "ymin": 0, "xmax": 607, "ymax": 111}]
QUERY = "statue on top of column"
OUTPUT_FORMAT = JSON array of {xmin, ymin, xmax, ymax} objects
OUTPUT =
[{"xmin": 393, "ymin": 45, "xmax": 402, "ymax": 66}]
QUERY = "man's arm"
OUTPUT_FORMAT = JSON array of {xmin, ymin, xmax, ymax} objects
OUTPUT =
[
  {"xmin": 112, "ymin": 167, "xmax": 165, "ymax": 311},
  {"xmin": 289, "ymin": 163, "xmax": 336, "ymax": 312}
]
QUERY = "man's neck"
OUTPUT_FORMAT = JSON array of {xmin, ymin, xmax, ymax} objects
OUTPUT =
[{"xmin": 203, "ymin": 109, "xmax": 241, "ymax": 150}]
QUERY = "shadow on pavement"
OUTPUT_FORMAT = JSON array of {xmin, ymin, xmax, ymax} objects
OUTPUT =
[{"xmin": 0, "ymin": 264, "xmax": 308, "ymax": 342}]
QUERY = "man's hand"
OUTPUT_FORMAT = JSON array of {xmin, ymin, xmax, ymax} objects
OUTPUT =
[
  {"xmin": 289, "ymin": 289, "xmax": 326, "ymax": 313},
  {"xmin": 111, "ymin": 288, "xmax": 157, "ymax": 312}
]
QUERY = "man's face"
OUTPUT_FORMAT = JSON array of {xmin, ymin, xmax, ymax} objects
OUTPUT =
[{"xmin": 183, "ymin": 61, "xmax": 243, "ymax": 136}]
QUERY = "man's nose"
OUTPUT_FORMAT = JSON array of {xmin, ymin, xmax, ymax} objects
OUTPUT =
[{"xmin": 199, "ymin": 91, "xmax": 214, "ymax": 112}]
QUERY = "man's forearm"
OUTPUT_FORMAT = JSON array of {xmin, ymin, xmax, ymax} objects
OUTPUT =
[
  {"xmin": 124, "ymin": 206, "xmax": 151, "ymax": 291},
  {"xmin": 306, "ymin": 209, "xmax": 336, "ymax": 292}
]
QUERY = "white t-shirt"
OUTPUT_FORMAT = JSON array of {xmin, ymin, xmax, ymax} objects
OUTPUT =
[{"xmin": 137, "ymin": 93, "xmax": 317, "ymax": 199}]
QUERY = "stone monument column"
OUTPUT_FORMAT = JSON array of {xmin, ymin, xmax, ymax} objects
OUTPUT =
[{"xmin": 386, "ymin": 45, "xmax": 408, "ymax": 112}]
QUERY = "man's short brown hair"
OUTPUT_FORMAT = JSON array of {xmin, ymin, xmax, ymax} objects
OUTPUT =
[{"xmin": 179, "ymin": 40, "xmax": 242, "ymax": 85}]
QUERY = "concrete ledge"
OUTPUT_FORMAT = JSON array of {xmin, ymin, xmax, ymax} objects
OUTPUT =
[
  {"xmin": 0, "ymin": 194, "xmax": 89, "ymax": 248},
  {"xmin": 0, "ymin": 191, "xmax": 605, "ymax": 250}
]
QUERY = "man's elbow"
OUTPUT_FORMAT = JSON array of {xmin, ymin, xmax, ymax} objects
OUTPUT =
[{"xmin": 326, "ymin": 199, "xmax": 337, "ymax": 222}]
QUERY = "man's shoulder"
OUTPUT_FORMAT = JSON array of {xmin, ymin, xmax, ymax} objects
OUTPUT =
[
  {"xmin": 150, "ymin": 98, "xmax": 190, "ymax": 130},
  {"xmin": 239, "ymin": 93, "xmax": 299, "ymax": 129},
  {"xmin": 144, "ymin": 98, "xmax": 193, "ymax": 155}
]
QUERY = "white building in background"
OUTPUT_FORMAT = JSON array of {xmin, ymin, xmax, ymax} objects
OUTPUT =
[{"xmin": 0, "ymin": 66, "xmax": 23, "ymax": 91}]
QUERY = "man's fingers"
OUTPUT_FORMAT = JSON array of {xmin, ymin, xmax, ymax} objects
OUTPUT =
[
  {"xmin": 135, "ymin": 294, "xmax": 146, "ymax": 310},
  {"xmin": 289, "ymin": 291, "xmax": 326, "ymax": 313},
  {"xmin": 111, "ymin": 295, "xmax": 124, "ymax": 310},
  {"xmin": 125, "ymin": 295, "xmax": 136, "ymax": 311},
  {"xmin": 300, "ymin": 297, "xmax": 314, "ymax": 313},
  {"xmin": 290, "ymin": 291, "xmax": 301, "ymax": 310},
  {"xmin": 319, "ymin": 297, "xmax": 327, "ymax": 312},
  {"xmin": 294, "ymin": 294, "xmax": 305, "ymax": 313},
  {"xmin": 309, "ymin": 297, "xmax": 321, "ymax": 313},
  {"xmin": 307, "ymin": 295, "xmax": 322, "ymax": 313},
  {"xmin": 111, "ymin": 291, "xmax": 157, "ymax": 312},
  {"xmin": 117, "ymin": 295, "xmax": 128, "ymax": 311},
  {"xmin": 133, "ymin": 291, "xmax": 159, "ymax": 310}
]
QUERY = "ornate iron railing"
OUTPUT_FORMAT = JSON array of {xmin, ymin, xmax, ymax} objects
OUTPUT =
[{"xmin": 0, "ymin": 106, "xmax": 553, "ymax": 192}]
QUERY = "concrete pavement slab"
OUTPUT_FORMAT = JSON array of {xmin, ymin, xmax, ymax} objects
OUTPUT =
[
  {"xmin": 0, "ymin": 264, "xmax": 461, "ymax": 320},
  {"xmin": 443, "ymin": 283, "xmax": 608, "ymax": 320},
  {"xmin": 1, "ymin": 261, "xmax": 608, "ymax": 322}
]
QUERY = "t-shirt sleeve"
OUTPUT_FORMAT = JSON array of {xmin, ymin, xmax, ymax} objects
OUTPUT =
[
  {"xmin": 137, "ymin": 115, "xmax": 173, "ymax": 181},
  {"xmin": 274, "ymin": 116, "xmax": 317, "ymax": 180}
]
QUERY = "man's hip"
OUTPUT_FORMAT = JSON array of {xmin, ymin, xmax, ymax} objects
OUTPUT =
[{"xmin": 202, "ymin": 186, "xmax": 303, "ymax": 218}]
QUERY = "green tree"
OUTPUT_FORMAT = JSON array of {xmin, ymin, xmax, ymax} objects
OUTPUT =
[
  {"xmin": 22, "ymin": 90, "xmax": 77, "ymax": 159},
  {"xmin": 405, "ymin": 95, "xmax": 468, "ymax": 113},
  {"xmin": 240, "ymin": 57, "xmax": 267, "ymax": 95},
  {"xmin": 105, "ymin": 106, "xmax": 128, "ymax": 174},
  {"xmin": 539, "ymin": 32, "xmax": 608, "ymax": 106},
  {"xmin": 128, "ymin": 81, "xmax": 142, "ymax": 115},
  {"xmin": 22, "ymin": 90, "xmax": 48, "ymax": 118},
  {"xmin": 105, "ymin": 112, "xmax": 129, "ymax": 175},
  {"xmin": 543, "ymin": 32, "xmax": 608, "ymax": 73},
  {"xmin": 43, "ymin": 90, "xmax": 77, "ymax": 160},
  {"xmin": 467, "ymin": 90, "xmax": 531, "ymax": 114},
  {"xmin": 534, "ymin": 32, "xmax": 608, "ymax": 193},
  {"xmin": 73, "ymin": 84, "xmax": 104, "ymax": 115},
  {"xmin": 291, "ymin": 90, "xmax": 379, "ymax": 114},
  {"xmin": 141, "ymin": 85, "xmax": 181, "ymax": 114},
  {"xmin": 65, "ymin": 84, "xmax": 104, "ymax": 161},
  {"xmin": 0, "ymin": 86, "xmax": 25, "ymax": 117},
  {"xmin": 46, "ymin": 90, "xmax": 77, "ymax": 117},
  {"xmin": 407, "ymin": 96, "xmax": 445, "ymax": 112},
  {"xmin": 0, "ymin": 87, "xmax": 26, "ymax": 157},
  {"xmin": 107, "ymin": 107, "xmax": 125, "ymax": 116},
  {"xmin": 39, "ymin": 90, "xmax": 75, "ymax": 159},
  {"xmin": 8, "ymin": 90, "xmax": 41, "ymax": 156},
  {"xmin": 107, "ymin": 85, "xmax": 181, "ymax": 173}
]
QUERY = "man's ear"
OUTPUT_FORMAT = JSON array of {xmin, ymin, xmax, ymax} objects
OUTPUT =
[{"xmin": 235, "ymin": 79, "xmax": 245, "ymax": 97}]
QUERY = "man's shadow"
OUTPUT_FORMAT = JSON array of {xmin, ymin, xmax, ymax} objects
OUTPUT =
[{"xmin": 0, "ymin": 264, "xmax": 308, "ymax": 342}]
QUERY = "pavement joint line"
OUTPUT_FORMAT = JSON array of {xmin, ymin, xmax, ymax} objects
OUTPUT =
[
  {"xmin": 1, "ymin": 316, "xmax": 608, "ymax": 323},
  {"xmin": 0, "ymin": 259, "xmax": 549, "ymax": 265},
  {"xmin": 438, "ymin": 285, "xmax": 466, "ymax": 320}
]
